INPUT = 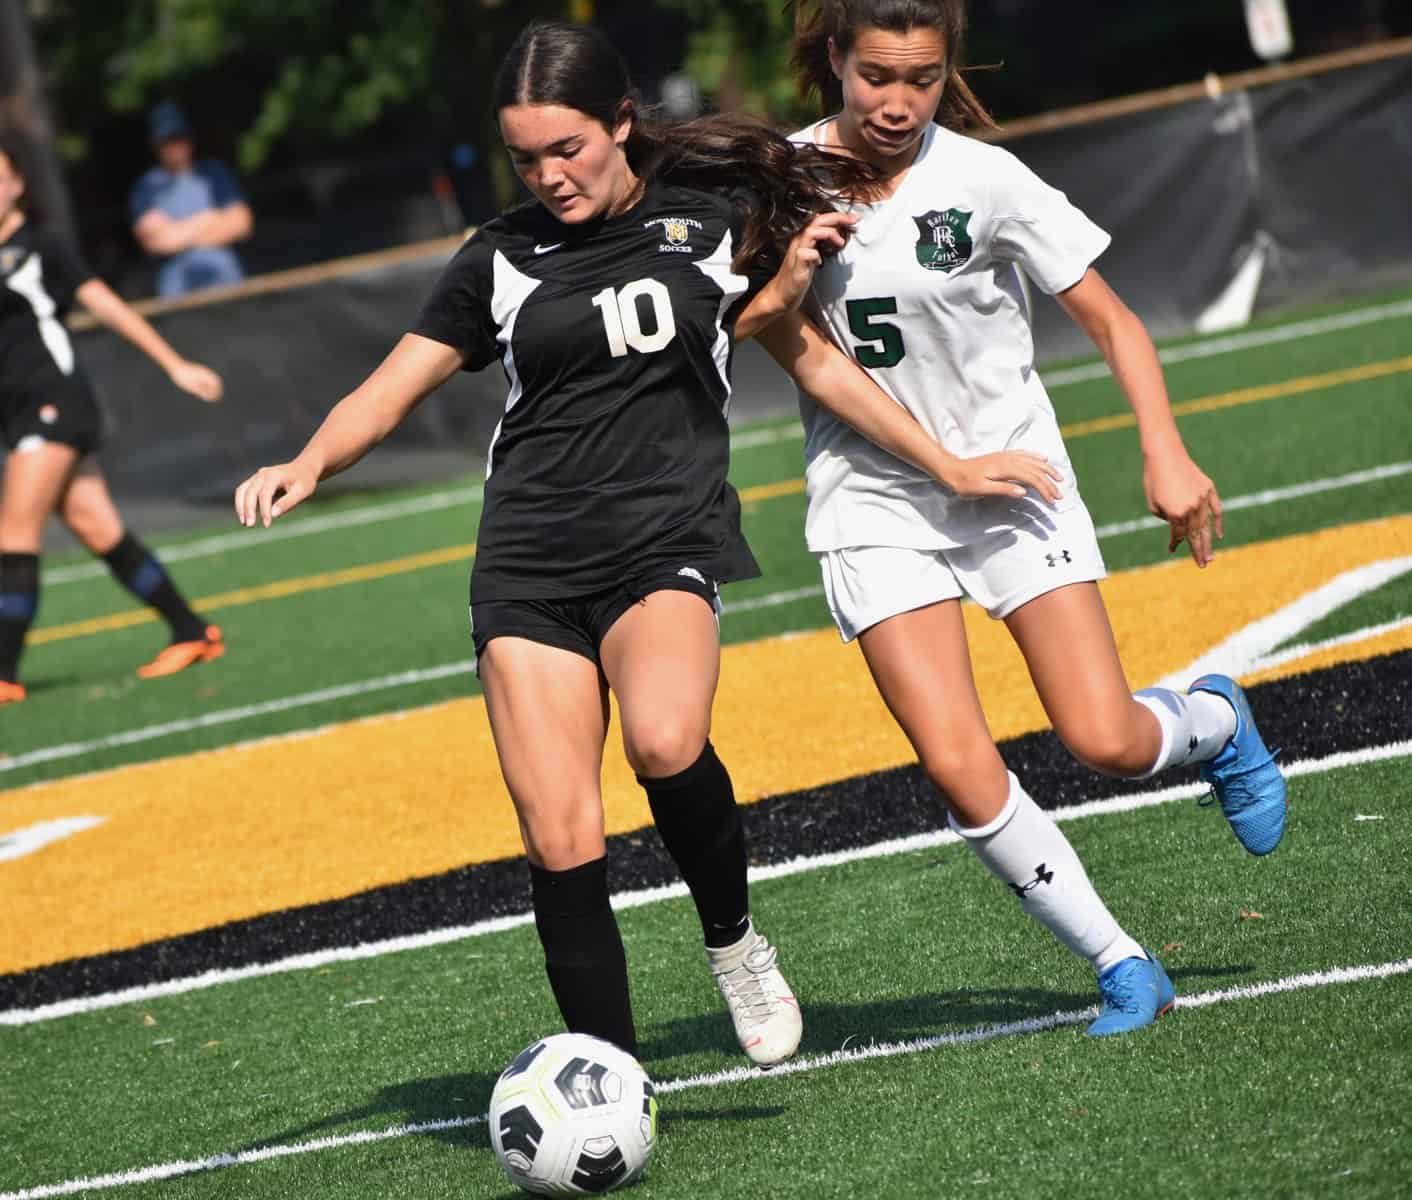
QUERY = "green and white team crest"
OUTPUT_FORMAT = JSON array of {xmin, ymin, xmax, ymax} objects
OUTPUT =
[{"xmin": 913, "ymin": 208, "xmax": 973, "ymax": 272}]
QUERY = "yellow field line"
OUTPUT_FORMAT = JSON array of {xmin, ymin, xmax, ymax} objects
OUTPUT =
[
  {"xmin": 30, "ymin": 544, "xmax": 476, "ymax": 645},
  {"xmin": 33, "ymin": 355, "xmax": 1409, "ymax": 647},
  {"xmin": 1060, "ymin": 354, "xmax": 1412, "ymax": 438}
]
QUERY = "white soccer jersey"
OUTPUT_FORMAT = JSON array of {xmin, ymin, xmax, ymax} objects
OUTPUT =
[{"xmin": 790, "ymin": 118, "xmax": 1111, "ymax": 551}]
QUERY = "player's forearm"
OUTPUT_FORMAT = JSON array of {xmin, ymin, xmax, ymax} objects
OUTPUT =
[
  {"xmin": 294, "ymin": 389, "xmax": 405, "ymax": 482},
  {"xmin": 1103, "ymin": 313, "xmax": 1187, "ymax": 460},
  {"xmin": 735, "ymin": 276, "xmax": 798, "ymax": 341},
  {"xmin": 77, "ymin": 279, "xmax": 185, "ymax": 374},
  {"xmin": 805, "ymin": 364, "xmax": 960, "ymax": 484},
  {"xmin": 758, "ymin": 314, "xmax": 961, "ymax": 486},
  {"xmin": 296, "ymin": 335, "xmax": 463, "ymax": 480}
]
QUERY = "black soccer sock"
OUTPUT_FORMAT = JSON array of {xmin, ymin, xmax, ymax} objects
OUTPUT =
[
  {"xmin": 0, "ymin": 553, "xmax": 40, "ymax": 682},
  {"xmin": 639, "ymin": 741, "xmax": 751, "ymax": 949},
  {"xmin": 529, "ymin": 857, "xmax": 639, "ymax": 1057},
  {"xmin": 101, "ymin": 533, "xmax": 206, "ymax": 642}
]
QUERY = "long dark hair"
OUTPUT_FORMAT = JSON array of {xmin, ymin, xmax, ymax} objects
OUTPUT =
[
  {"xmin": 792, "ymin": 0, "xmax": 995, "ymax": 132},
  {"xmin": 494, "ymin": 21, "xmax": 880, "ymax": 275},
  {"xmin": 0, "ymin": 131, "xmax": 43, "ymax": 222}
]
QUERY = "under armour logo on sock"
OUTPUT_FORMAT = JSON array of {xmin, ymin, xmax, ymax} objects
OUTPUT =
[
  {"xmin": 1008, "ymin": 863, "xmax": 1055, "ymax": 899},
  {"xmin": 1045, "ymin": 550, "xmax": 1073, "ymax": 567},
  {"xmin": 1187, "ymin": 735, "xmax": 1200, "ymax": 759}
]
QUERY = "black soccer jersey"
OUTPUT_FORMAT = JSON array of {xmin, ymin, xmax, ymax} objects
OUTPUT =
[
  {"xmin": 0, "ymin": 223, "xmax": 93, "ymax": 393},
  {"xmin": 414, "ymin": 181, "xmax": 771, "ymax": 602}
]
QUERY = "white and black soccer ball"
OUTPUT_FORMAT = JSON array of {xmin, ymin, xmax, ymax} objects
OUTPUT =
[{"xmin": 489, "ymin": 1033, "xmax": 658, "ymax": 1196}]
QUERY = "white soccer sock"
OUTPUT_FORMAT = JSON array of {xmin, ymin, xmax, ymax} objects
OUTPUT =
[
  {"xmin": 1133, "ymin": 686, "xmax": 1237, "ymax": 776},
  {"xmin": 951, "ymin": 773, "xmax": 1145, "ymax": 975}
]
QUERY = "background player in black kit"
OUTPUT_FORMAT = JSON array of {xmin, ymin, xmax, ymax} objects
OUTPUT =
[
  {"xmin": 0, "ymin": 135, "xmax": 226, "ymax": 704},
  {"xmin": 235, "ymin": 22, "xmax": 1054, "ymax": 1066}
]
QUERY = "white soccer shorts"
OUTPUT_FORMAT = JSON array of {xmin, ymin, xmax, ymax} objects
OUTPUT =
[{"xmin": 818, "ymin": 500, "xmax": 1108, "ymax": 641}]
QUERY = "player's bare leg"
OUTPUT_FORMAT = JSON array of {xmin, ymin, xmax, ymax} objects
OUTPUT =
[
  {"xmin": 1008, "ymin": 581, "xmax": 1284, "ymax": 854},
  {"xmin": 1004, "ymin": 582, "xmax": 1162, "ymax": 776},
  {"xmin": 0, "ymin": 441, "xmax": 78, "ymax": 699},
  {"xmin": 59, "ymin": 459, "xmax": 223, "ymax": 679},
  {"xmin": 480, "ymin": 636, "xmax": 638, "ymax": 1053},
  {"xmin": 602, "ymin": 590, "xmax": 801, "ymax": 1066},
  {"xmin": 859, "ymin": 597, "xmax": 1164, "ymax": 1035},
  {"xmin": 857, "ymin": 598, "xmax": 1010, "ymax": 824}
]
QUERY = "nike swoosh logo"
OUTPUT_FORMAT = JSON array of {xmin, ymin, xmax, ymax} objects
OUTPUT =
[{"xmin": 534, "ymin": 242, "xmax": 565, "ymax": 255}]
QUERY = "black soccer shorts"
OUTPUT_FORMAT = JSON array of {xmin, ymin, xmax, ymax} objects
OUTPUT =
[
  {"xmin": 0, "ymin": 368, "xmax": 103, "ymax": 454},
  {"xmin": 470, "ymin": 564, "xmax": 721, "ymax": 668}
]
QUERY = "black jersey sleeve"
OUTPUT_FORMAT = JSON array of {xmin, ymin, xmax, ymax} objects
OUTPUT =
[
  {"xmin": 37, "ymin": 229, "xmax": 96, "ymax": 299},
  {"xmin": 411, "ymin": 232, "xmax": 500, "ymax": 372},
  {"xmin": 725, "ymin": 187, "xmax": 777, "ymax": 325}
]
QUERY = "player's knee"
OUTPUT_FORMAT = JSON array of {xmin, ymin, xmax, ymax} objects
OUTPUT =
[
  {"xmin": 1060, "ymin": 717, "xmax": 1150, "ymax": 777},
  {"xmin": 919, "ymin": 739, "xmax": 1005, "ymax": 802},
  {"xmin": 524, "ymin": 823, "xmax": 602, "ymax": 872},
  {"xmin": 624, "ymin": 717, "xmax": 707, "ymax": 780}
]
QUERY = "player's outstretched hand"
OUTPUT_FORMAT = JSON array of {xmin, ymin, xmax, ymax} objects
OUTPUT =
[
  {"xmin": 1144, "ymin": 451, "xmax": 1223, "ymax": 567},
  {"xmin": 169, "ymin": 359, "xmax": 223, "ymax": 403},
  {"xmin": 776, "ymin": 211, "xmax": 858, "ymax": 310},
  {"xmin": 235, "ymin": 460, "xmax": 318, "ymax": 528},
  {"xmin": 943, "ymin": 451, "xmax": 1063, "ymax": 502}
]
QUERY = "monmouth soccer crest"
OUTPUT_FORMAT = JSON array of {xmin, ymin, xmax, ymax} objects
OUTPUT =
[
  {"xmin": 663, "ymin": 218, "xmax": 690, "ymax": 246},
  {"xmin": 913, "ymin": 208, "xmax": 973, "ymax": 272}
]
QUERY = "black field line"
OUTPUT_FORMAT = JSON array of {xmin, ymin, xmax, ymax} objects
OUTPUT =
[{"xmin": 1, "ymin": 651, "xmax": 1407, "ymax": 1022}]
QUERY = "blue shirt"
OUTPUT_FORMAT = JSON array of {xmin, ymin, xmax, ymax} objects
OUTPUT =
[{"xmin": 129, "ymin": 159, "xmax": 246, "ymax": 297}]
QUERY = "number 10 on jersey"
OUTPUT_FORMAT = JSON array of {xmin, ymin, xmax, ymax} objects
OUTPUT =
[{"xmin": 592, "ymin": 280, "xmax": 677, "ymax": 357}]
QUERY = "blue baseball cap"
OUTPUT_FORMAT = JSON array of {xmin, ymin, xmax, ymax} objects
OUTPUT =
[{"xmin": 147, "ymin": 101, "xmax": 191, "ymax": 143}]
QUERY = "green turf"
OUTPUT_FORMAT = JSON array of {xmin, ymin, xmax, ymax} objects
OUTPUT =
[{"xmin": 2, "ymin": 755, "xmax": 1406, "ymax": 1197}]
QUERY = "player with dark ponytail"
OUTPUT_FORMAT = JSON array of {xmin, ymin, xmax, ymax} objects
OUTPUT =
[
  {"xmin": 236, "ymin": 20, "xmax": 1055, "ymax": 1065},
  {"xmin": 776, "ymin": 0, "xmax": 1287, "ymax": 1035}
]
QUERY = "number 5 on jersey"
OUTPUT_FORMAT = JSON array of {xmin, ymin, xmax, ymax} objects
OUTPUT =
[
  {"xmin": 846, "ymin": 297, "xmax": 906, "ymax": 368},
  {"xmin": 592, "ymin": 280, "xmax": 677, "ymax": 357}
]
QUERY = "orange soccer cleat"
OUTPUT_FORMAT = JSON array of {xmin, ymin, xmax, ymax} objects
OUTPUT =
[
  {"xmin": 137, "ymin": 625, "xmax": 226, "ymax": 679},
  {"xmin": 0, "ymin": 679, "xmax": 26, "ymax": 704}
]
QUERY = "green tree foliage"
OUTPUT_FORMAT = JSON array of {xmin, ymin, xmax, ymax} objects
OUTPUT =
[
  {"xmin": 29, "ymin": 0, "xmax": 574, "ymax": 173},
  {"xmin": 655, "ymin": 0, "xmax": 814, "ymax": 125}
]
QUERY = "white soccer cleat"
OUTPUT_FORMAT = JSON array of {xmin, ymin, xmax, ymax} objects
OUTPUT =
[{"xmin": 706, "ymin": 922, "xmax": 802, "ymax": 1066}]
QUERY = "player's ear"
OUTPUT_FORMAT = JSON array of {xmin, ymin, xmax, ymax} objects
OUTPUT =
[
  {"xmin": 612, "ymin": 100, "xmax": 634, "ymax": 149},
  {"xmin": 827, "ymin": 36, "xmax": 846, "ymax": 82}
]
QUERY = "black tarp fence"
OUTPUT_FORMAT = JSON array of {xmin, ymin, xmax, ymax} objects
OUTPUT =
[{"xmin": 67, "ymin": 43, "xmax": 1412, "ymax": 505}]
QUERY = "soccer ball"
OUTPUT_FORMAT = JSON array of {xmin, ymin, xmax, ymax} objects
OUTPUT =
[{"xmin": 489, "ymin": 1033, "xmax": 658, "ymax": 1196}]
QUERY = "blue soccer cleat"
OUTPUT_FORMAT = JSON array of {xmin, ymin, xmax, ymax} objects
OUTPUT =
[
  {"xmin": 1087, "ymin": 951, "xmax": 1176, "ymax": 1037},
  {"xmin": 1189, "ymin": 674, "xmax": 1287, "ymax": 856}
]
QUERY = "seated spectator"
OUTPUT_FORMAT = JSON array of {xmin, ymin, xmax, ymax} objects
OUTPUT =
[{"xmin": 129, "ymin": 102, "xmax": 252, "ymax": 297}]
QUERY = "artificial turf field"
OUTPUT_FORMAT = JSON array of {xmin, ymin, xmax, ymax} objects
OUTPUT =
[{"xmin": 2, "ymin": 284, "xmax": 1411, "ymax": 1197}]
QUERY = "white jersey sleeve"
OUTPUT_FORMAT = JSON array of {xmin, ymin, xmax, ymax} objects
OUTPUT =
[{"xmin": 987, "ymin": 150, "xmax": 1111, "ymax": 295}]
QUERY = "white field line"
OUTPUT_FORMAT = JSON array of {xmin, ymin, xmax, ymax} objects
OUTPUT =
[
  {"xmin": 0, "ymin": 817, "xmax": 106, "ymax": 863},
  {"xmin": 1156, "ymin": 556, "xmax": 1412, "ymax": 690},
  {"xmin": 0, "ymin": 1117, "xmax": 485, "ymax": 1200},
  {"xmin": 1090, "ymin": 460, "xmax": 1412, "ymax": 537},
  {"xmin": 729, "ymin": 423, "xmax": 805, "ymax": 451},
  {"xmin": 0, "ymin": 661, "xmax": 478, "ymax": 775},
  {"xmin": 1044, "ymin": 296, "xmax": 1412, "ymax": 388},
  {"xmin": 3, "ymin": 737, "xmax": 1407, "ymax": 1030},
  {"xmin": 5, "ymin": 955, "xmax": 1410, "ymax": 1200},
  {"xmin": 45, "ymin": 486, "xmax": 487, "ymax": 586},
  {"xmin": 15, "ymin": 458, "xmax": 1406, "ymax": 778},
  {"xmin": 1250, "ymin": 616, "xmax": 1412, "ymax": 676}
]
